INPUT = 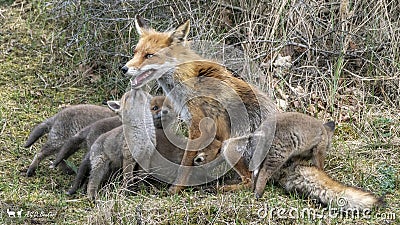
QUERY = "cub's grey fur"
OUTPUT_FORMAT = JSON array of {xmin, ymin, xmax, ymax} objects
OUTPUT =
[
  {"xmin": 65, "ymin": 125, "xmax": 132, "ymax": 198},
  {"xmin": 120, "ymin": 89, "xmax": 156, "ymax": 173},
  {"xmin": 253, "ymin": 112, "xmax": 334, "ymax": 198},
  {"xmin": 85, "ymin": 126, "xmax": 130, "ymax": 199},
  {"xmin": 51, "ymin": 116, "xmax": 122, "ymax": 168},
  {"xmin": 68, "ymin": 90, "xmax": 156, "ymax": 199},
  {"xmin": 67, "ymin": 93, "xmax": 187, "ymax": 198},
  {"xmin": 24, "ymin": 104, "xmax": 115, "ymax": 176},
  {"xmin": 200, "ymin": 112, "xmax": 335, "ymax": 198},
  {"xmin": 148, "ymin": 96, "xmax": 185, "ymax": 182},
  {"xmin": 217, "ymin": 112, "xmax": 383, "ymax": 210}
]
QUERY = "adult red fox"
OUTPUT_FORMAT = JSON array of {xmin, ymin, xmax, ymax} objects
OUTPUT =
[
  {"xmin": 119, "ymin": 16, "xmax": 384, "ymax": 211},
  {"xmin": 122, "ymin": 15, "xmax": 278, "ymax": 193}
]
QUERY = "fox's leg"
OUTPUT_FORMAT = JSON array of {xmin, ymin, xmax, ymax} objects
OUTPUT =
[
  {"xmin": 122, "ymin": 150, "xmax": 137, "ymax": 188},
  {"xmin": 312, "ymin": 139, "xmax": 328, "ymax": 170},
  {"xmin": 218, "ymin": 136, "xmax": 253, "ymax": 192},
  {"xmin": 169, "ymin": 115, "xmax": 224, "ymax": 194},
  {"xmin": 87, "ymin": 158, "xmax": 111, "ymax": 200},
  {"xmin": 169, "ymin": 117, "xmax": 205, "ymax": 194},
  {"xmin": 58, "ymin": 161, "xmax": 75, "ymax": 175},
  {"xmin": 220, "ymin": 158, "xmax": 253, "ymax": 192},
  {"xmin": 254, "ymin": 147, "xmax": 289, "ymax": 199},
  {"xmin": 168, "ymin": 150, "xmax": 198, "ymax": 194},
  {"xmin": 81, "ymin": 179, "xmax": 88, "ymax": 194},
  {"xmin": 26, "ymin": 142, "xmax": 59, "ymax": 177},
  {"xmin": 52, "ymin": 136, "xmax": 84, "ymax": 168},
  {"xmin": 67, "ymin": 154, "xmax": 91, "ymax": 195}
]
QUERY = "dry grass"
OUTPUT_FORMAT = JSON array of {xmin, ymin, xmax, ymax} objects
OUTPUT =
[
  {"xmin": 46, "ymin": 0, "xmax": 400, "ymax": 117},
  {"xmin": 0, "ymin": 0, "xmax": 399, "ymax": 224}
]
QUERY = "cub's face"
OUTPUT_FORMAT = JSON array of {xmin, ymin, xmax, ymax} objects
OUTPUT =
[
  {"xmin": 150, "ymin": 96, "xmax": 176, "ymax": 129},
  {"xmin": 108, "ymin": 94, "xmax": 177, "ymax": 129}
]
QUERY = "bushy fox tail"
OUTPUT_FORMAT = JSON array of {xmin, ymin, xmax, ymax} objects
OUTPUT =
[
  {"xmin": 277, "ymin": 165, "xmax": 384, "ymax": 210},
  {"xmin": 52, "ymin": 127, "xmax": 90, "ymax": 168},
  {"xmin": 24, "ymin": 115, "xmax": 56, "ymax": 148}
]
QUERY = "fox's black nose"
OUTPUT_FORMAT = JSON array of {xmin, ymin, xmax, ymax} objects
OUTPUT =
[
  {"xmin": 121, "ymin": 66, "xmax": 128, "ymax": 74},
  {"xmin": 162, "ymin": 110, "xmax": 168, "ymax": 115}
]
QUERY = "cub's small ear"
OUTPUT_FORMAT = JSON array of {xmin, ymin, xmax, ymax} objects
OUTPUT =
[
  {"xmin": 170, "ymin": 20, "xmax": 190, "ymax": 44},
  {"xmin": 323, "ymin": 121, "xmax": 335, "ymax": 132},
  {"xmin": 135, "ymin": 15, "xmax": 149, "ymax": 36},
  {"xmin": 107, "ymin": 100, "xmax": 121, "ymax": 114}
]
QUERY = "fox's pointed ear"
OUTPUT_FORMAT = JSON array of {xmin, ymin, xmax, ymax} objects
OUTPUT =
[
  {"xmin": 170, "ymin": 20, "xmax": 190, "ymax": 44},
  {"xmin": 107, "ymin": 100, "xmax": 121, "ymax": 114},
  {"xmin": 135, "ymin": 15, "xmax": 149, "ymax": 36}
]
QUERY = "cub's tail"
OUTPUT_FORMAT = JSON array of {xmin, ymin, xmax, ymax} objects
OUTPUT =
[
  {"xmin": 24, "ymin": 115, "xmax": 56, "ymax": 148},
  {"xmin": 277, "ymin": 165, "xmax": 384, "ymax": 210}
]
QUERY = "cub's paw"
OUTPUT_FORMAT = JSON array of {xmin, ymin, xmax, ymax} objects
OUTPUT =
[{"xmin": 168, "ymin": 185, "xmax": 184, "ymax": 195}]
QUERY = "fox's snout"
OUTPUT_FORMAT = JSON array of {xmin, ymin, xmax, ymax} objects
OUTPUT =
[
  {"xmin": 153, "ymin": 109, "xmax": 170, "ymax": 122},
  {"xmin": 121, "ymin": 65, "xmax": 138, "ymax": 75}
]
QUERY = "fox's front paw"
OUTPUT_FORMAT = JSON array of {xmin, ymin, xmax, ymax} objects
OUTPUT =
[
  {"xmin": 168, "ymin": 185, "xmax": 184, "ymax": 194},
  {"xmin": 218, "ymin": 181, "xmax": 252, "ymax": 192},
  {"xmin": 26, "ymin": 167, "xmax": 36, "ymax": 177},
  {"xmin": 66, "ymin": 188, "xmax": 76, "ymax": 196},
  {"xmin": 255, "ymin": 192, "xmax": 263, "ymax": 200}
]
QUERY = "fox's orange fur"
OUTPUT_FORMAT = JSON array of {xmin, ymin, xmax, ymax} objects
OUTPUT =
[
  {"xmin": 122, "ymin": 16, "xmax": 277, "ymax": 193},
  {"xmin": 124, "ymin": 31, "xmax": 172, "ymax": 70}
]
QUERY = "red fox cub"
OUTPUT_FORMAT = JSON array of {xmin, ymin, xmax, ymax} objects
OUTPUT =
[
  {"xmin": 211, "ymin": 112, "xmax": 383, "ymax": 210},
  {"xmin": 122, "ymin": 15, "xmax": 278, "ymax": 193},
  {"xmin": 51, "ymin": 116, "xmax": 122, "ymax": 169},
  {"xmin": 112, "ymin": 94, "xmax": 187, "ymax": 183},
  {"xmin": 85, "ymin": 125, "xmax": 128, "ymax": 200},
  {"xmin": 197, "ymin": 112, "xmax": 335, "ymax": 194},
  {"xmin": 65, "ymin": 95, "xmax": 179, "ymax": 197},
  {"xmin": 24, "ymin": 105, "xmax": 115, "ymax": 176},
  {"xmin": 66, "ymin": 89, "xmax": 153, "ymax": 199}
]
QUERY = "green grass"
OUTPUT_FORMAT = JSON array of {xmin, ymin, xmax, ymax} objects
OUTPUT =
[{"xmin": 1, "ymin": 1, "xmax": 399, "ymax": 224}]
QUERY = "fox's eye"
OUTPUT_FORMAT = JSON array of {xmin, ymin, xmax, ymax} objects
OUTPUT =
[
  {"xmin": 152, "ymin": 106, "xmax": 159, "ymax": 111},
  {"xmin": 145, "ymin": 54, "xmax": 154, "ymax": 59}
]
